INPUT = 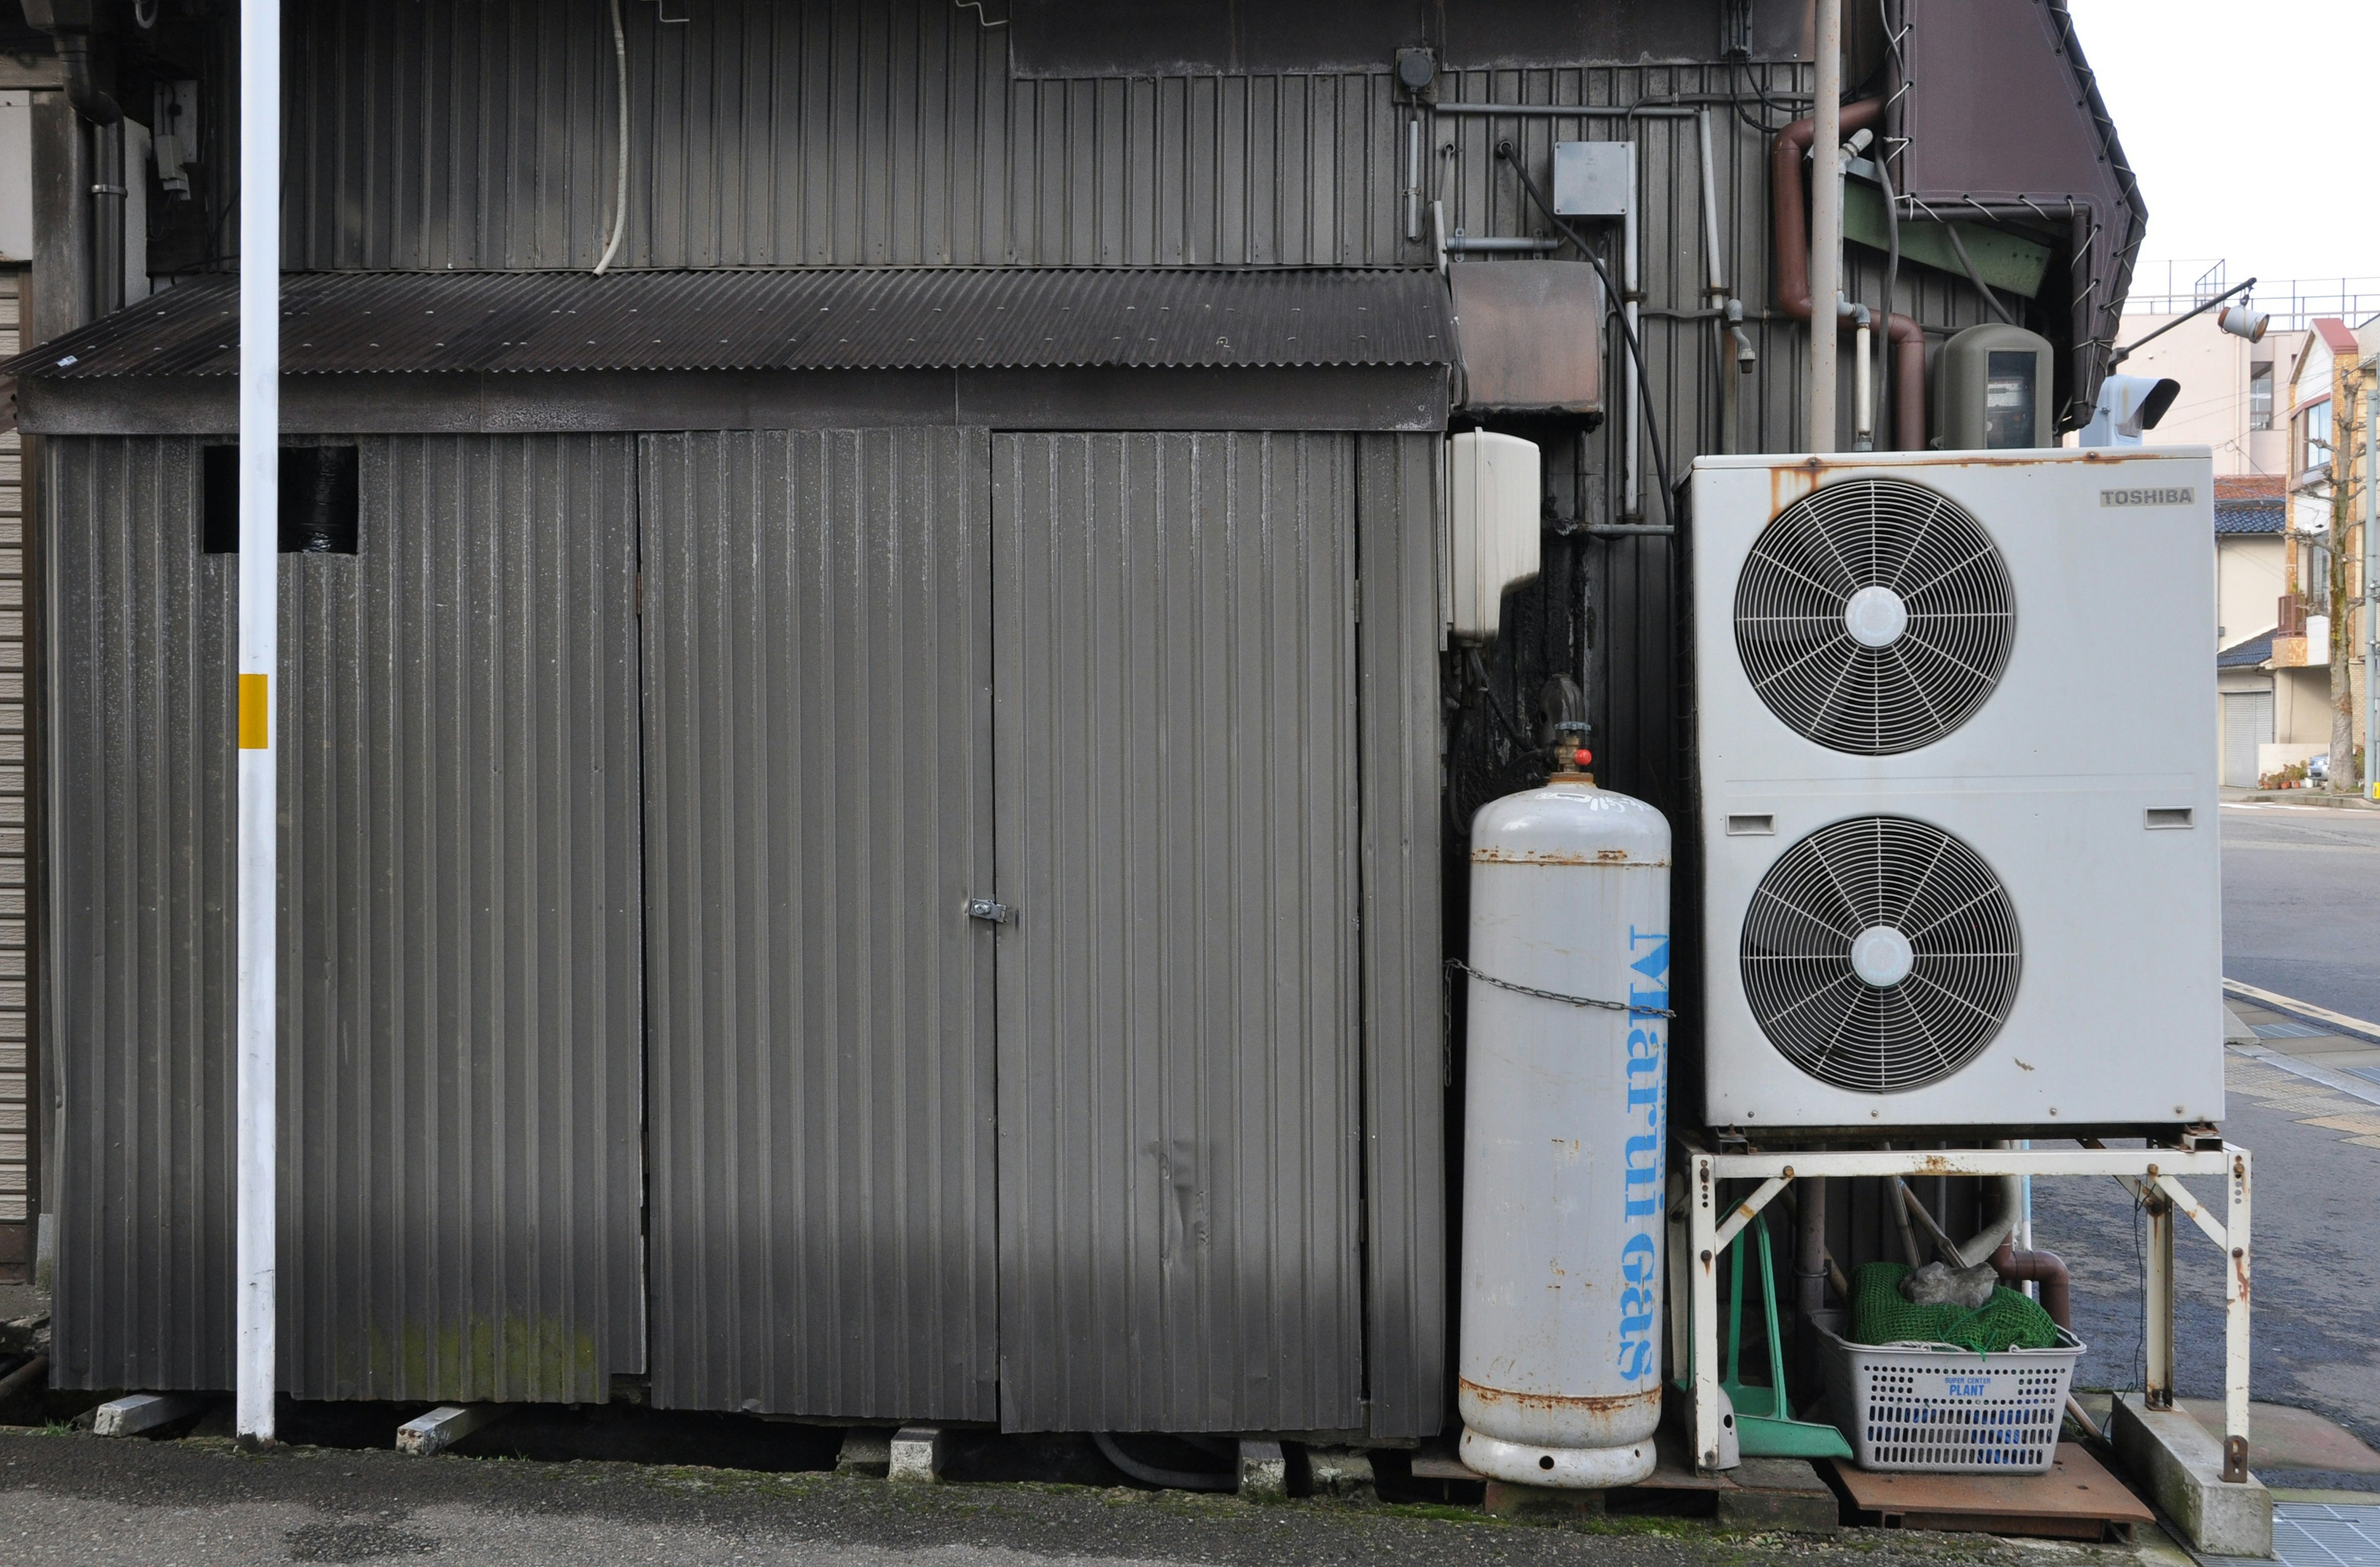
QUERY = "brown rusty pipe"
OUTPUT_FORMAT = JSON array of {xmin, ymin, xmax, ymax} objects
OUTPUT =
[
  {"xmin": 1991, "ymin": 1242, "xmax": 2073, "ymax": 1331},
  {"xmin": 0, "ymin": 1353, "xmax": 48, "ymax": 1406},
  {"xmin": 1773, "ymin": 98, "xmax": 1925, "ymax": 451}
]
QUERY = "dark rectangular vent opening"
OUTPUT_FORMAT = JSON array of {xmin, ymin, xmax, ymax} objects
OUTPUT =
[{"xmin": 201, "ymin": 444, "xmax": 361, "ymax": 554}]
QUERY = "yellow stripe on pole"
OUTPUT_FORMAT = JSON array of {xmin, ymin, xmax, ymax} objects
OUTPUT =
[{"xmin": 238, "ymin": 673, "xmax": 269, "ymax": 749}]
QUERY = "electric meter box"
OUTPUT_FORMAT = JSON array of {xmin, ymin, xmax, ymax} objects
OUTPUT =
[{"xmin": 1935, "ymin": 323, "xmax": 2056, "ymax": 450}]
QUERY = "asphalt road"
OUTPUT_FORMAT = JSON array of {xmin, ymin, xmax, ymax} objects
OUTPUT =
[
  {"xmin": 2221, "ymin": 800, "xmax": 2380, "ymax": 1022},
  {"xmin": 0, "ymin": 1430, "xmax": 2110, "ymax": 1567}
]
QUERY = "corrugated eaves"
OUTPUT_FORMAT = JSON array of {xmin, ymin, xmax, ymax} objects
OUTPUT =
[{"xmin": 9, "ymin": 268, "xmax": 1452, "ymax": 381}]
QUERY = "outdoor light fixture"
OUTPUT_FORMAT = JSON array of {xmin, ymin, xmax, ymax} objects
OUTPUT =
[{"xmin": 2218, "ymin": 302, "xmax": 2270, "ymax": 342}]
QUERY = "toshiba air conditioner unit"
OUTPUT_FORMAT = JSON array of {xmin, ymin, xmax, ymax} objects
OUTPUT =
[{"xmin": 1690, "ymin": 449, "xmax": 2223, "ymax": 1133}]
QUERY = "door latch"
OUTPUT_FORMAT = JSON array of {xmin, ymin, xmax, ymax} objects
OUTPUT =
[{"xmin": 964, "ymin": 897, "xmax": 1015, "ymax": 925}]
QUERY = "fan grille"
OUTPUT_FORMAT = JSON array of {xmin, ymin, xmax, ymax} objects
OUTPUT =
[
  {"xmin": 1740, "ymin": 816, "xmax": 2022, "ymax": 1095},
  {"xmin": 1734, "ymin": 477, "xmax": 2014, "ymax": 754}
]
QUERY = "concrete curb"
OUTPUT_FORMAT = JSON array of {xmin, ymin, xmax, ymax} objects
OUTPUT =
[
  {"xmin": 2113, "ymin": 1395, "xmax": 2271, "ymax": 1558},
  {"xmin": 2223, "ymin": 789, "xmax": 2380, "ymax": 810}
]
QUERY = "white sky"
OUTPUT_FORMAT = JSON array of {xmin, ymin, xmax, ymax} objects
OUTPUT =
[{"xmin": 2065, "ymin": 0, "xmax": 2380, "ymax": 286}]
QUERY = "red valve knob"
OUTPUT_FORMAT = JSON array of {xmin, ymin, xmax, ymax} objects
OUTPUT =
[{"xmin": 1576, "ymin": 748, "xmax": 1592, "ymax": 767}]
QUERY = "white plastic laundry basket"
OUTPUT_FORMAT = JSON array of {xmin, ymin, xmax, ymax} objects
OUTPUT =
[{"xmin": 1813, "ymin": 1314, "xmax": 2085, "ymax": 1474}]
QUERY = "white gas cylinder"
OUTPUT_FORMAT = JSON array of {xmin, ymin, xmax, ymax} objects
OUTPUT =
[{"xmin": 1457, "ymin": 762, "xmax": 1672, "ymax": 1488}]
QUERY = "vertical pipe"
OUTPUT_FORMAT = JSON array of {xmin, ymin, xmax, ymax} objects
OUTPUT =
[
  {"xmin": 1852, "ymin": 318, "xmax": 1873, "ymax": 449},
  {"xmin": 1406, "ymin": 117, "xmax": 1422, "ymax": 243},
  {"xmin": 1696, "ymin": 111, "xmax": 1726, "ymax": 301},
  {"xmin": 1622, "ymin": 140, "xmax": 1642, "ymax": 518},
  {"xmin": 1794, "ymin": 1175, "xmax": 1828, "ymax": 1401},
  {"xmin": 2143, "ymin": 1192, "xmax": 2175, "ymax": 1410},
  {"xmin": 236, "ymin": 0, "xmax": 281, "ymax": 1446},
  {"xmin": 1809, "ymin": 0, "xmax": 1843, "ymax": 452},
  {"xmin": 1697, "ymin": 111, "xmax": 1736, "ymax": 456}
]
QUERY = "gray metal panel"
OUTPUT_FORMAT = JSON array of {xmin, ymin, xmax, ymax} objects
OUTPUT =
[
  {"xmin": 8, "ymin": 268, "xmax": 1453, "ymax": 379},
  {"xmin": 641, "ymin": 428, "xmax": 998, "ymax": 1419},
  {"xmin": 1353, "ymin": 433, "xmax": 1446, "ymax": 1441},
  {"xmin": 991, "ymin": 431, "xmax": 1363, "ymax": 1434},
  {"xmin": 280, "ymin": 436, "xmax": 646, "ymax": 1403},
  {"xmin": 47, "ymin": 437, "xmax": 234, "ymax": 1391},
  {"xmin": 280, "ymin": 0, "xmax": 1416, "ymax": 271}
]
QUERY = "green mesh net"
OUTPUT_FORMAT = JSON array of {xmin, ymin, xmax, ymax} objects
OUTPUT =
[{"xmin": 1849, "ymin": 1262, "xmax": 2063, "ymax": 1356}]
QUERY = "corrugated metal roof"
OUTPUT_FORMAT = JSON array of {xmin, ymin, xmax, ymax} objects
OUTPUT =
[
  {"xmin": 9, "ymin": 269, "xmax": 1453, "ymax": 380},
  {"xmin": 2215, "ymin": 498, "xmax": 2285, "ymax": 535}
]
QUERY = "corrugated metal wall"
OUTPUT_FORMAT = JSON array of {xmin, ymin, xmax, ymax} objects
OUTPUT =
[
  {"xmin": 280, "ymin": 435, "xmax": 645, "ymax": 1404},
  {"xmin": 640, "ymin": 428, "xmax": 1000, "ymax": 1421},
  {"xmin": 283, "ymin": 0, "xmax": 1406, "ymax": 271},
  {"xmin": 1352, "ymin": 433, "xmax": 1445, "ymax": 1441},
  {"xmin": 990, "ymin": 431, "xmax": 1364, "ymax": 1434},
  {"xmin": 48, "ymin": 435, "xmax": 645, "ymax": 1398},
  {"xmin": 0, "ymin": 271, "xmax": 28, "ymax": 1256},
  {"xmin": 277, "ymin": 1, "xmax": 1997, "ymax": 456},
  {"xmin": 48, "ymin": 438, "xmax": 234, "ymax": 1391}
]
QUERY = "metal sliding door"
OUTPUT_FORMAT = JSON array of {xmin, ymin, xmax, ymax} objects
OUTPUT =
[
  {"xmin": 990, "ymin": 431, "xmax": 1365, "ymax": 1434},
  {"xmin": 641, "ymin": 429, "xmax": 1000, "ymax": 1419}
]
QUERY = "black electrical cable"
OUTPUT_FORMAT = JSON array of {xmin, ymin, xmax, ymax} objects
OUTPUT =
[
  {"xmin": 1468, "ymin": 645, "xmax": 1536, "ymax": 753},
  {"xmin": 1496, "ymin": 142, "xmax": 1678, "ymax": 533},
  {"xmin": 1093, "ymin": 1432, "xmax": 1236, "ymax": 1493}
]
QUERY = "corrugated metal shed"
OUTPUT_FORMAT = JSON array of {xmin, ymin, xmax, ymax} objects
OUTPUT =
[
  {"xmin": 1352, "ymin": 433, "xmax": 1447, "ymax": 1441},
  {"xmin": 280, "ymin": 435, "xmax": 646, "ymax": 1404},
  {"xmin": 49, "ymin": 434, "xmax": 648, "ymax": 1400},
  {"xmin": 48, "ymin": 438, "xmax": 235, "ymax": 1392},
  {"xmin": 641, "ymin": 428, "xmax": 999, "ymax": 1421},
  {"xmin": 990, "ymin": 431, "xmax": 1365, "ymax": 1434},
  {"xmin": 8, "ymin": 268, "xmax": 1452, "ymax": 380}
]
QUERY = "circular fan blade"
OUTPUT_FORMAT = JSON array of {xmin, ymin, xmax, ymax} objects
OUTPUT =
[
  {"xmin": 1734, "ymin": 478, "xmax": 2015, "ymax": 754},
  {"xmin": 1740, "ymin": 815, "xmax": 2022, "ymax": 1093}
]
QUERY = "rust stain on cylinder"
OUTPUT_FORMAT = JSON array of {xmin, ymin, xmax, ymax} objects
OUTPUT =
[
  {"xmin": 1471, "ymin": 849, "xmax": 1670, "ymax": 867},
  {"xmin": 1459, "ymin": 1377, "xmax": 1660, "ymax": 1416}
]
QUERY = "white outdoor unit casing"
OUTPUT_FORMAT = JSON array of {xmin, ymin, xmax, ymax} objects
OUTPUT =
[{"xmin": 1691, "ymin": 449, "xmax": 2223, "ymax": 1132}]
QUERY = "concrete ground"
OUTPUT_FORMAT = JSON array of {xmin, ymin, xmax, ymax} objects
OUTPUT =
[{"xmin": 0, "ymin": 1428, "xmax": 2146, "ymax": 1567}]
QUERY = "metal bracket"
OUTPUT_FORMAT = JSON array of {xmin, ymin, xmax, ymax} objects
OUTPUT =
[
  {"xmin": 2224, "ymin": 1434, "xmax": 2250, "ymax": 1485},
  {"xmin": 964, "ymin": 898, "xmax": 1015, "ymax": 925}
]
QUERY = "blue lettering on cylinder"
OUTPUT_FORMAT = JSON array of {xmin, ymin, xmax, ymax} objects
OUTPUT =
[{"xmin": 1616, "ymin": 925, "xmax": 1669, "ymax": 1385}]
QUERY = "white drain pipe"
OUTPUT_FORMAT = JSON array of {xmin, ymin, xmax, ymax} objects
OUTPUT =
[{"xmin": 236, "ymin": 0, "xmax": 282, "ymax": 1446}]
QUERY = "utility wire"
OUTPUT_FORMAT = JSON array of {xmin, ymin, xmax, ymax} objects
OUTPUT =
[
  {"xmin": 1496, "ymin": 143, "xmax": 1678, "ymax": 533},
  {"xmin": 594, "ymin": 0, "xmax": 630, "ymax": 276}
]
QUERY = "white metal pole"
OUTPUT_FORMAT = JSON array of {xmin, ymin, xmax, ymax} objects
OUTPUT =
[
  {"xmin": 1809, "ymin": 0, "xmax": 1842, "ymax": 453},
  {"xmin": 236, "ymin": 0, "xmax": 281, "ymax": 1445}
]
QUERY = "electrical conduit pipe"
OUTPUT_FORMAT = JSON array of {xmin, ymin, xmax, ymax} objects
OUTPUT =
[{"xmin": 1773, "ymin": 98, "xmax": 1925, "ymax": 451}]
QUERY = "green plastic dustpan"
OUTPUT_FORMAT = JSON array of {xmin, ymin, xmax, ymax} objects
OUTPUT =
[{"xmin": 1719, "ymin": 1212, "xmax": 1854, "ymax": 1461}]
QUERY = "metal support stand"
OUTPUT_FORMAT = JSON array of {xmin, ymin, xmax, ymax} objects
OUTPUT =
[{"xmin": 1685, "ymin": 1141, "xmax": 2251, "ymax": 1481}]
